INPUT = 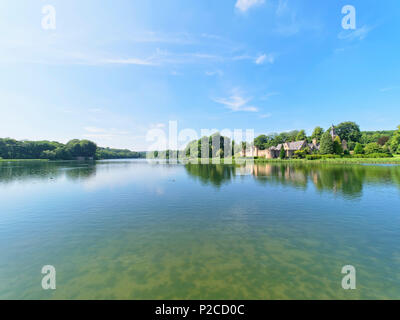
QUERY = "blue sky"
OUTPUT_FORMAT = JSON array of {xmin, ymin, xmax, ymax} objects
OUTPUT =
[{"xmin": 0, "ymin": 0, "xmax": 399, "ymax": 150}]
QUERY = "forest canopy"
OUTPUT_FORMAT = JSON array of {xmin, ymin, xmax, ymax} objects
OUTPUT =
[{"xmin": 0, "ymin": 138, "xmax": 144, "ymax": 160}]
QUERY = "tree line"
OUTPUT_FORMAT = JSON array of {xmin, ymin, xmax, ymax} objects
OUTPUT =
[
  {"xmin": 0, "ymin": 138, "xmax": 145, "ymax": 160},
  {"xmin": 254, "ymin": 122, "xmax": 400, "ymax": 157}
]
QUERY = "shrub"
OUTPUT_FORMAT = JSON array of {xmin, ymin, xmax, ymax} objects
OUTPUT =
[
  {"xmin": 354, "ymin": 143, "xmax": 364, "ymax": 155},
  {"xmin": 306, "ymin": 154, "xmax": 341, "ymax": 160},
  {"xmin": 280, "ymin": 147, "xmax": 286, "ymax": 159},
  {"xmin": 364, "ymin": 142, "xmax": 383, "ymax": 155},
  {"xmin": 293, "ymin": 150, "xmax": 307, "ymax": 159},
  {"xmin": 351, "ymin": 153, "xmax": 393, "ymax": 158},
  {"xmin": 306, "ymin": 154, "xmax": 322, "ymax": 160},
  {"xmin": 333, "ymin": 136, "xmax": 343, "ymax": 155}
]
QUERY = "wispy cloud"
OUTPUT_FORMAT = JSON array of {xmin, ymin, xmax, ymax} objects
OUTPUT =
[
  {"xmin": 100, "ymin": 57, "xmax": 157, "ymax": 66},
  {"xmin": 255, "ymin": 53, "xmax": 274, "ymax": 65},
  {"xmin": 234, "ymin": 53, "xmax": 275, "ymax": 65},
  {"xmin": 213, "ymin": 91, "xmax": 259, "ymax": 112},
  {"xmin": 261, "ymin": 92, "xmax": 280, "ymax": 100},
  {"xmin": 205, "ymin": 70, "xmax": 223, "ymax": 77},
  {"xmin": 235, "ymin": 0, "xmax": 265, "ymax": 12},
  {"xmin": 338, "ymin": 25, "xmax": 374, "ymax": 41},
  {"xmin": 380, "ymin": 86, "xmax": 400, "ymax": 92},
  {"xmin": 259, "ymin": 113, "xmax": 272, "ymax": 119}
]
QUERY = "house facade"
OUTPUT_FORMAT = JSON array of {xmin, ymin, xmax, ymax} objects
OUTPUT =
[
  {"xmin": 241, "ymin": 125, "xmax": 347, "ymax": 159},
  {"xmin": 242, "ymin": 140, "xmax": 313, "ymax": 159}
]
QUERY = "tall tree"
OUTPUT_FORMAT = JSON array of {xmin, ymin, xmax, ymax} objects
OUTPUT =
[
  {"xmin": 320, "ymin": 131, "xmax": 334, "ymax": 154},
  {"xmin": 311, "ymin": 127, "xmax": 324, "ymax": 143},
  {"xmin": 296, "ymin": 130, "xmax": 306, "ymax": 141},
  {"xmin": 336, "ymin": 122, "xmax": 361, "ymax": 142},
  {"xmin": 254, "ymin": 135, "xmax": 269, "ymax": 150}
]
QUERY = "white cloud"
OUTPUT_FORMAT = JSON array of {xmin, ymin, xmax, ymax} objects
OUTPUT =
[
  {"xmin": 205, "ymin": 70, "xmax": 223, "ymax": 76},
  {"xmin": 259, "ymin": 113, "xmax": 272, "ymax": 119},
  {"xmin": 100, "ymin": 57, "xmax": 156, "ymax": 66},
  {"xmin": 233, "ymin": 53, "xmax": 275, "ymax": 64},
  {"xmin": 255, "ymin": 53, "xmax": 274, "ymax": 65},
  {"xmin": 338, "ymin": 25, "xmax": 374, "ymax": 41},
  {"xmin": 213, "ymin": 92, "xmax": 259, "ymax": 112},
  {"xmin": 235, "ymin": 0, "xmax": 265, "ymax": 12}
]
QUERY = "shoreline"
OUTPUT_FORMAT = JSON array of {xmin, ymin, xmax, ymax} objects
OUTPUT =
[{"xmin": 1, "ymin": 156, "xmax": 400, "ymax": 165}]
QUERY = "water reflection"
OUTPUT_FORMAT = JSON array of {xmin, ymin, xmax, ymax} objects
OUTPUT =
[
  {"xmin": 0, "ymin": 161, "xmax": 96, "ymax": 184},
  {"xmin": 184, "ymin": 162, "xmax": 400, "ymax": 198},
  {"xmin": 184, "ymin": 163, "xmax": 236, "ymax": 187},
  {"xmin": 1, "ymin": 160, "xmax": 400, "ymax": 198}
]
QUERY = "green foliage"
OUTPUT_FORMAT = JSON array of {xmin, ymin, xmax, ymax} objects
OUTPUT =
[
  {"xmin": 293, "ymin": 150, "xmax": 306, "ymax": 159},
  {"xmin": 351, "ymin": 153, "xmax": 393, "ymax": 158},
  {"xmin": 254, "ymin": 135, "xmax": 269, "ymax": 150},
  {"xmin": 360, "ymin": 130, "xmax": 394, "ymax": 145},
  {"xmin": 311, "ymin": 127, "xmax": 324, "ymax": 143},
  {"xmin": 96, "ymin": 147, "xmax": 143, "ymax": 159},
  {"xmin": 347, "ymin": 140, "xmax": 356, "ymax": 151},
  {"xmin": 0, "ymin": 137, "xmax": 142, "ymax": 160},
  {"xmin": 306, "ymin": 154, "xmax": 341, "ymax": 160},
  {"xmin": 336, "ymin": 122, "xmax": 361, "ymax": 142},
  {"xmin": 184, "ymin": 133, "xmax": 232, "ymax": 159},
  {"xmin": 354, "ymin": 143, "xmax": 364, "ymax": 154},
  {"xmin": 364, "ymin": 142, "xmax": 383, "ymax": 155},
  {"xmin": 279, "ymin": 146, "xmax": 286, "ymax": 159},
  {"xmin": 390, "ymin": 125, "xmax": 400, "ymax": 154},
  {"xmin": 296, "ymin": 130, "xmax": 307, "ymax": 141},
  {"xmin": 333, "ymin": 136, "xmax": 343, "ymax": 155},
  {"xmin": 320, "ymin": 131, "xmax": 334, "ymax": 155}
]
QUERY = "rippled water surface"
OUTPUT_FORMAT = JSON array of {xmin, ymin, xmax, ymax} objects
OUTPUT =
[{"xmin": 1, "ymin": 159, "xmax": 400, "ymax": 299}]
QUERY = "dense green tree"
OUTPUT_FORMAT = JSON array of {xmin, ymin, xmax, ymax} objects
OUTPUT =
[
  {"xmin": 354, "ymin": 143, "xmax": 364, "ymax": 155},
  {"xmin": 279, "ymin": 146, "xmax": 286, "ymax": 159},
  {"xmin": 254, "ymin": 135, "xmax": 269, "ymax": 150},
  {"xmin": 336, "ymin": 122, "xmax": 361, "ymax": 142},
  {"xmin": 183, "ymin": 133, "xmax": 231, "ymax": 159},
  {"xmin": 311, "ymin": 127, "xmax": 324, "ymax": 143},
  {"xmin": 333, "ymin": 136, "xmax": 343, "ymax": 155},
  {"xmin": 296, "ymin": 130, "xmax": 307, "ymax": 141},
  {"xmin": 364, "ymin": 142, "xmax": 383, "ymax": 155},
  {"xmin": 320, "ymin": 131, "xmax": 334, "ymax": 155},
  {"xmin": 390, "ymin": 125, "xmax": 400, "ymax": 154},
  {"xmin": 0, "ymin": 137, "xmax": 142, "ymax": 160}
]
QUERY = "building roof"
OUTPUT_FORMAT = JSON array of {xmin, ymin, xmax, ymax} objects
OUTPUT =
[
  {"xmin": 286, "ymin": 140, "xmax": 306, "ymax": 150},
  {"xmin": 269, "ymin": 140, "xmax": 306, "ymax": 151}
]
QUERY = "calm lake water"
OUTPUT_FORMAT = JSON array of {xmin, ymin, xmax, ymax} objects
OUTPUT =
[{"xmin": 1, "ymin": 159, "xmax": 400, "ymax": 299}]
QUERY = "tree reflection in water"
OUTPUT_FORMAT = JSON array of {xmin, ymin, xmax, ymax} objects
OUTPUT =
[{"xmin": 184, "ymin": 162, "xmax": 400, "ymax": 198}]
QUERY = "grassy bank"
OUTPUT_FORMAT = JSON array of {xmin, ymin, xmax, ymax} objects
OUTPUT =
[{"xmin": 253, "ymin": 155, "xmax": 400, "ymax": 165}]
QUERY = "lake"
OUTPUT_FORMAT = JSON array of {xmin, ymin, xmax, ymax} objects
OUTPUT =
[{"xmin": 1, "ymin": 159, "xmax": 400, "ymax": 299}]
